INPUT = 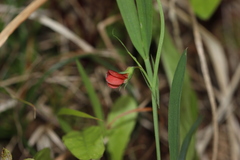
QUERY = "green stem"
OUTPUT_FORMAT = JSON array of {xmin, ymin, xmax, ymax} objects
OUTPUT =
[
  {"xmin": 144, "ymin": 60, "xmax": 161, "ymax": 160},
  {"xmin": 152, "ymin": 95, "xmax": 161, "ymax": 160},
  {"xmin": 146, "ymin": 1, "xmax": 165, "ymax": 159},
  {"xmin": 144, "ymin": 59, "xmax": 153, "ymax": 82},
  {"xmin": 113, "ymin": 33, "xmax": 152, "ymax": 87},
  {"xmin": 129, "ymin": 55, "xmax": 150, "ymax": 86},
  {"xmin": 153, "ymin": 0, "xmax": 165, "ymax": 93}
]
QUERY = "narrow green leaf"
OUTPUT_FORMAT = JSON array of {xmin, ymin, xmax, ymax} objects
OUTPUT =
[
  {"xmin": 58, "ymin": 108, "xmax": 101, "ymax": 121},
  {"xmin": 1, "ymin": 148, "xmax": 12, "ymax": 160},
  {"xmin": 168, "ymin": 50, "xmax": 187, "ymax": 160},
  {"xmin": 190, "ymin": 0, "xmax": 221, "ymax": 20},
  {"xmin": 178, "ymin": 117, "xmax": 202, "ymax": 160},
  {"xmin": 107, "ymin": 96, "xmax": 138, "ymax": 160},
  {"xmin": 63, "ymin": 126, "xmax": 104, "ymax": 160},
  {"xmin": 136, "ymin": 0, "xmax": 153, "ymax": 57},
  {"xmin": 34, "ymin": 148, "xmax": 52, "ymax": 160},
  {"xmin": 152, "ymin": 0, "xmax": 165, "ymax": 107},
  {"xmin": 76, "ymin": 60, "xmax": 104, "ymax": 126},
  {"xmin": 144, "ymin": 1, "xmax": 165, "ymax": 160},
  {"xmin": 162, "ymin": 30, "xmax": 198, "ymax": 160},
  {"xmin": 116, "ymin": 0, "xmax": 144, "ymax": 58}
]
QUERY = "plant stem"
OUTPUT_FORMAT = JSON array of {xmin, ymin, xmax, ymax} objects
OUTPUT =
[
  {"xmin": 144, "ymin": 59, "xmax": 153, "ymax": 81},
  {"xmin": 144, "ymin": 59, "xmax": 161, "ymax": 160},
  {"xmin": 153, "ymin": 0, "xmax": 165, "ymax": 91},
  {"xmin": 113, "ymin": 33, "xmax": 152, "ymax": 87},
  {"xmin": 147, "ymin": 1, "xmax": 165, "ymax": 159},
  {"xmin": 152, "ymin": 94, "xmax": 161, "ymax": 160}
]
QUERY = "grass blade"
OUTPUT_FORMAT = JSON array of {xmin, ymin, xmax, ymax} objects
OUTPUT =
[
  {"xmin": 136, "ymin": 0, "xmax": 153, "ymax": 58},
  {"xmin": 168, "ymin": 50, "xmax": 187, "ymax": 160},
  {"xmin": 58, "ymin": 108, "xmax": 103, "ymax": 121},
  {"xmin": 162, "ymin": 30, "xmax": 198, "ymax": 160},
  {"xmin": 178, "ymin": 117, "xmax": 203, "ymax": 160},
  {"xmin": 76, "ymin": 60, "xmax": 104, "ymax": 126},
  {"xmin": 116, "ymin": 0, "xmax": 143, "ymax": 57}
]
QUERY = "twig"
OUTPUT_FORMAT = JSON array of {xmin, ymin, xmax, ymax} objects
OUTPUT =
[
  {"xmin": 187, "ymin": 3, "xmax": 219, "ymax": 160},
  {"xmin": 97, "ymin": 15, "xmax": 125, "ymax": 69},
  {"xmin": 0, "ymin": 0, "xmax": 48, "ymax": 47},
  {"xmin": 168, "ymin": 0, "xmax": 183, "ymax": 51},
  {"xmin": 0, "ymin": 4, "xmax": 94, "ymax": 52},
  {"xmin": 197, "ymin": 63, "xmax": 240, "ymax": 156},
  {"xmin": 97, "ymin": 15, "xmax": 122, "ymax": 50},
  {"xmin": 29, "ymin": 13, "xmax": 94, "ymax": 52},
  {"xmin": 227, "ymin": 106, "xmax": 239, "ymax": 160}
]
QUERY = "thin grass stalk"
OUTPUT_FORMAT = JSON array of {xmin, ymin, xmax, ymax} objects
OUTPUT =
[
  {"xmin": 147, "ymin": 1, "xmax": 165, "ymax": 159},
  {"xmin": 153, "ymin": 0, "xmax": 165, "ymax": 91},
  {"xmin": 144, "ymin": 59, "xmax": 153, "ymax": 81},
  {"xmin": 152, "ymin": 94, "xmax": 161, "ymax": 160},
  {"xmin": 113, "ymin": 33, "xmax": 152, "ymax": 87},
  {"xmin": 188, "ymin": 4, "xmax": 218, "ymax": 160},
  {"xmin": 0, "ymin": 0, "xmax": 48, "ymax": 47},
  {"xmin": 76, "ymin": 60, "xmax": 104, "ymax": 127},
  {"xmin": 144, "ymin": 59, "xmax": 161, "ymax": 160}
]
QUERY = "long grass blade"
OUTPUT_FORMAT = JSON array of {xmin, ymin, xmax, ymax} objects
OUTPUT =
[
  {"xmin": 116, "ymin": 0, "xmax": 143, "ymax": 58},
  {"xmin": 76, "ymin": 60, "xmax": 104, "ymax": 126},
  {"xmin": 162, "ymin": 30, "xmax": 198, "ymax": 160},
  {"xmin": 168, "ymin": 50, "xmax": 187, "ymax": 160},
  {"xmin": 58, "ymin": 108, "xmax": 103, "ymax": 121},
  {"xmin": 152, "ymin": 0, "xmax": 165, "ymax": 107},
  {"xmin": 136, "ymin": 0, "xmax": 153, "ymax": 58},
  {"xmin": 178, "ymin": 117, "xmax": 203, "ymax": 160}
]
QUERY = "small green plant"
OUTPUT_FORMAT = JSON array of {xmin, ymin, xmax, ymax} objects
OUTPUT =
[{"xmin": 113, "ymin": 0, "xmax": 202, "ymax": 160}]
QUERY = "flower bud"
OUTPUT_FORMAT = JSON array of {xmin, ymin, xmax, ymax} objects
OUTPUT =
[{"xmin": 106, "ymin": 67, "xmax": 138, "ymax": 89}]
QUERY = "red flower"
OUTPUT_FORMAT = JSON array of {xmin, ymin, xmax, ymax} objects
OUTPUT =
[{"xmin": 106, "ymin": 70, "xmax": 128, "ymax": 88}]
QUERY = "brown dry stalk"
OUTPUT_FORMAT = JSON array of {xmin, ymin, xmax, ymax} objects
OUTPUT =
[
  {"xmin": 0, "ymin": 0, "xmax": 48, "ymax": 47},
  {"xmin": 188, "ymin": 3, "xmax": 219, "ymax": 160},
  {"xmin": 168, "ymin": 0, "xmax": 183, "ymax": 51}
]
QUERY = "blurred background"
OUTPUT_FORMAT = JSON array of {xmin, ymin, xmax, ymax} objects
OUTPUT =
[{"xmin": 0, "ymin": 0, "xmax": 240, "ymax": 160}]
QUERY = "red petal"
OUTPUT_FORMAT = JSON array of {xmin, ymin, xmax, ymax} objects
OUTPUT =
[
  {"xmin": 107, "ymin": 83, "xmax": 120, "ymax": 89},
  {"xmin": 106, "ymin": 74, "xmax": 125, "ymax": 85},
  {"xmin": 108, "ymin": 70, "xmax": 128, "ymax": 79}
]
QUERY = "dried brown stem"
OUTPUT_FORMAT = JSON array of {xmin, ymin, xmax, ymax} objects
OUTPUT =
[
  {"xmin": 187, "ymin": 2, "xmax": 219, "ymax": 160},
  {"xmin": 0, "ymin": 0, "xmax": 48, "ymax": 47}
]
